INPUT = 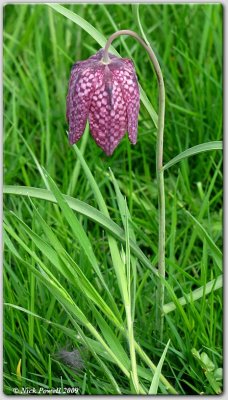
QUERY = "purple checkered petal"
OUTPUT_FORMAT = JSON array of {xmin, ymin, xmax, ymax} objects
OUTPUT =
[
  {"xmin": 89, "ymin": 67, "xmax": 127, "ymax": 156},
  {"xmin": 66, "ymin": 65, "xmax": 96, "ymax": 144},
  {"xmin": 112, "ymin": 59, "xmax": 140, "ymax": 145},
  {"xmin": 66, "ymin": 49, "xmax": 140, "ymax": 155}
]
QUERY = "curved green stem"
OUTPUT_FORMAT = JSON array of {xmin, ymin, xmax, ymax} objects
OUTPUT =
[{"xmin": 103, "ymin": 30, "xmax": 166, "ymax": 341}]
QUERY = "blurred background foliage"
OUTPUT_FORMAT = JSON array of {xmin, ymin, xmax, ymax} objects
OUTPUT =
[{"xmin": 3, "ymin": 3, "xmax": 222, "ymax": 395}]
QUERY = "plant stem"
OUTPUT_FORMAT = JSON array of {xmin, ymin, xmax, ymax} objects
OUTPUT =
[{"xmin": 103, "ymin": 30, "xmax": 166, "ymax": 341}]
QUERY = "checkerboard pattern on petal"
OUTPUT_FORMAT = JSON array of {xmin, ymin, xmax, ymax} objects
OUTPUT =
[{"xmin": 66, "ymin": 49, "xmax": 140, "ymax": 156}]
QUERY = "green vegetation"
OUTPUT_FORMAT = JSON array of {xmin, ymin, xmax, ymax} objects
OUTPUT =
[{"xmin": 3, "ymin": 3, "xmax": 223, "ymax": 395}]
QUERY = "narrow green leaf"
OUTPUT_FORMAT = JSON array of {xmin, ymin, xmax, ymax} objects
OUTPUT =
[
  {"xmin": 93, "ymin": 307, "xmax": 130, "ymax": 368},
  {"xmin": 109, "ymin": 169, "xmax": 138, "ymax": 318},
  {"xmin": 67, "ymin": 122, "xmax": 89, "ymax": 196},
  {"xmin": 3, "ymin": 230, "xmax": 22, "ymax": 260},
  {"xmin": 149, "ymin": 340, "xmax": 170, "ymax": 394},
  {"xmin": 185, "ymin": 209, "xmax": 222, "ymax": 271},
  {"xmin": 109, "ymin": 168, "xmax": 136, "ymax": 242},
  {"xmin": 4, "ymin": 223, "xmax": 89, "ymax": 325},
  {"xmin": 3, "ymin": 225, "xmax": 132, "ymax": 380},
  {"xmin": 11, "ymin": 209, "xmax": 121, "ymax": 326},
  {"xmin": 72, "ymin": 145, "xmax": 133, "ymax": 307},
  {"xmin": 32, "ymin": 203, "xmax": 122, "ymax": 324},
  {"xmin": 162, "ymin": 278, "xmax": 192, "ymax": 331},
  {"xmin": 132, "ymin": 5, "xmax": 151, "ymax": 47},
  {"xmin": 3, "ymin": 184, "xmax": 158, "ymax": 276},
  {"xmin": 76, "ymin": 328, "xmax": 122, "ymax": 394},
  {"xmin": 163, "ymin": 141, "xmax": 223, "ymax": 171},
  {"xmin": 43, "ymin": 169, "xmax": 111, "ymax": 288},
  {"xmin": 163, "ymin": 275, "xmax": 222, "ymax": 314}
]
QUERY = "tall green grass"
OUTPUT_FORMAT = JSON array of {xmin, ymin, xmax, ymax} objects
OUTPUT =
[{"xmin": 3, "ymin": 3, "xmax": 222, "ymax": 395}]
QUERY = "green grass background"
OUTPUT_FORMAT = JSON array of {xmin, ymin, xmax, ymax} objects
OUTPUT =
[{"xmin": 3, "ymin": 3, "xmax": 223, "ymax": 395}]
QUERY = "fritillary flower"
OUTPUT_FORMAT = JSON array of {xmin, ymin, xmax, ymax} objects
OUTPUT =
[{"xmin": 66, "ymin": 49, "xmax": 140, "ymax": 156}]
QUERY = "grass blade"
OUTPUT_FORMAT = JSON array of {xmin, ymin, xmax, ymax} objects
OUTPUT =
[
  {"xmin": 43, "ymin": 169, "xmax": 113, "ymax": 289},
  {"xmin": 148, "ymin": 340, "xmax": 170, "ymax": 394},
  {"xmin": 3, "ymin": 184, "xmax": 158, "ymax": 276},
  {"xmin": 184, "ymin": 209, "xmax": 222, "ymax": 271},
  {"xmin": 163, "ymin": 141, "xmax": 222, "ymax": 171},
  {"xmin": 163, "ymin": 275, "xmax": 222, "ymax": 314},
  {"xmin": 11, "ymin": 208, "xmax": 121, "ymax": 326}
]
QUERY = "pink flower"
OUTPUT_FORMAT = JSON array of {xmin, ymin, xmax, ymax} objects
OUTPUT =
[{"xmin": 66, "ymin": 49, "xmax": 140, "ymax": 156}]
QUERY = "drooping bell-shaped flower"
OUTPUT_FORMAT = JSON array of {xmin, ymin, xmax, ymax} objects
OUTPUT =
[{"xmin": 66, "ymin": 49, "xmax": 140, "ymax": 156}]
